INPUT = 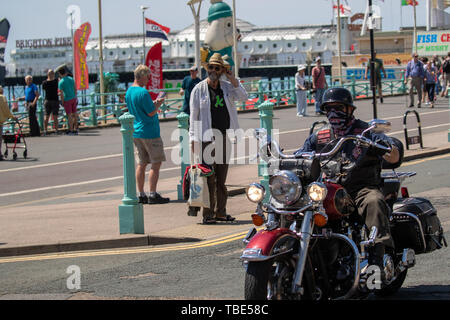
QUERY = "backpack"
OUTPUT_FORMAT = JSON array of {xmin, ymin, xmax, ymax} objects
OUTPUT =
[{"xmin": 443, "ymin": 59, "xmax": 450, "ymax": 73}]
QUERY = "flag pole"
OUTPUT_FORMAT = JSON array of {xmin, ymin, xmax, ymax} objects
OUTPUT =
[
  {"xmin": 413, "ymin": 1, "xmax": 417, "ymax": 53},
  {"xmin": 141, "ymin": 6, "xmax": 149, "ymax": 64}
]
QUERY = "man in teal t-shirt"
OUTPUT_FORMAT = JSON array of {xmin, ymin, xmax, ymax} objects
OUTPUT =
[
  {"xmin": 58, "ymin": 67, "xmax": 78, "ymax": 134},
  {"xmin": 125, "ymin": 65, "xmax": 169, "ymax": 205}
]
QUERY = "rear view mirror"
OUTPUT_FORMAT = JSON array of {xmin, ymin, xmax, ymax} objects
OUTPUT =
[{"xmin": 368, "ymin": 119, "xmax": 391, "ymax": 133}]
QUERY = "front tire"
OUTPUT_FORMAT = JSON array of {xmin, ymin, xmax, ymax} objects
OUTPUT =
[{"xmin": 244, "ymin": 261, "xmax": 271, "ymax": 300}]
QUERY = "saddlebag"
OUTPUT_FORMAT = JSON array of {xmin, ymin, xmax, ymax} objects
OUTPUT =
[{"xmin": 391, "ymin": 197, "xmax": 446, "ymax": 254}]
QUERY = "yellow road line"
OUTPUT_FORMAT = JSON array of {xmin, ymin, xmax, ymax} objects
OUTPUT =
[
  {"xmin": 402, "ymin": 153, "xmax": 450, "ymax": 166},
  {"xmin": 0, "ymin": 231, "xmax": 249, "ymax": 264}
]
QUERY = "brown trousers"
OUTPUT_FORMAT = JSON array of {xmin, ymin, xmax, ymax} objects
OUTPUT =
[
  {"xmin": 352, "ymin": 186, "xmax": 395, "ymax": 249},
  {"xmin": 201, "ymin": 135, "xmax": 231, "ymax": 219}
]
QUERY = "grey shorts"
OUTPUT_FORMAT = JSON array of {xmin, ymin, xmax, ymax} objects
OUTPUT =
[{"xmin": 134, "ymin": 137, "xmax": 166, "ymax": 164}]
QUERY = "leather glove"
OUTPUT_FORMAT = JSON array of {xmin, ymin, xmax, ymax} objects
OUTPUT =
[{"xmin": 372, "ymin": 138, "xmax": 391, "ymax": 156}]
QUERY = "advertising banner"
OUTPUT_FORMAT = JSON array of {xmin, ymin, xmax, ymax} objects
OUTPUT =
[
  {"xmin": 145, "ymin": 42, "xmax": 163, "ymax": 100},
  {"xmin": 73, "ymin": 22, "xmax": 92, "ymax": 90},
  {"xmin": 0, "ymin": 18, "xmax": 10, "ymax": 85},
  {"xmin": 416, "ymin": 30, "xmax": 450, "ymax": 57}
]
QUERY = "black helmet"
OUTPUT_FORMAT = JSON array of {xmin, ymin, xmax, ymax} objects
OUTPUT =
[{"xmin": 320, "ymin": 87, "xmax": 357, "ymax": 112}]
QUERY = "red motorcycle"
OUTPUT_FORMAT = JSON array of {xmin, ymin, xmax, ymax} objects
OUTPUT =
[{"xmin": 242, "ymin": 121, "xmax": 446, "ymax": 300}]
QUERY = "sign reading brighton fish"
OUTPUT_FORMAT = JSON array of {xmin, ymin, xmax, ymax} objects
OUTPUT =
[
  {"xmin": 416, "ymin": 30, "xmax": 450, "ymax": 56},
  {"xmin": 73, "ymin": 22, "xmax": 91, "ymax": 90}
]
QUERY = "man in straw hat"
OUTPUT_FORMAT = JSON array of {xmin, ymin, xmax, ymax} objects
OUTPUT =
[{"xmin": 189, "ymin": 53, "xmax": 248, "ymax": 224}]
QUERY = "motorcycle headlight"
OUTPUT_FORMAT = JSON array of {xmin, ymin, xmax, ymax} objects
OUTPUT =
[
  {"xmin": 246, "ymin": 183, "xmax": 265, "ymax": 203},
  {"xmin": 307, "ymin": 182, "xmax": 328, "ymax": 202},
  {"xmin": 269, "ymin": 170, "xmax": 302, "ymax": 205}
]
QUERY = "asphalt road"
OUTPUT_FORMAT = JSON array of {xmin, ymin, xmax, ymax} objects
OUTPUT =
[
  {"xmin": 0, "ymin": 95, "xmax": 449, "ymax": 207},
  {"xmin": 0, "ymin": 154, "xmax": 448, "ymax": 300}
]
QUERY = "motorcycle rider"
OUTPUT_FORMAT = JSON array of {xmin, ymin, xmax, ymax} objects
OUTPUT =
[{"xmin": 295, "ymin": 87, "xmax": 401, "ymax": 279}]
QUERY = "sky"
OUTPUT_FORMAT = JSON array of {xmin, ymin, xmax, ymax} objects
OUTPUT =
[{"xmin": 1, "ymin": 0, "xmax": 445, "ymax": 62}]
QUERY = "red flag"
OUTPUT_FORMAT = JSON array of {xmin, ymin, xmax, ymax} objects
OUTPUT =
[
  {"xmin": 73, "ymin": 22, "xmax": 91, "ymax": 90},
  {"xmin": 145, "ymin": 42, "xmax": 163, "ymax": 100}
]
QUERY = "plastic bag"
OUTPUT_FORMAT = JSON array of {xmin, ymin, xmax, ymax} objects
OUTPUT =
[{"xmin": 188, "ymin": 166, "xmax": 210, "ymax": 209}]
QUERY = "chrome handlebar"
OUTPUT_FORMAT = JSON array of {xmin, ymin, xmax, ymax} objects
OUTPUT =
[{"xmin": 263, "ymin": 134, "xmax": 392, "ymax": 161}]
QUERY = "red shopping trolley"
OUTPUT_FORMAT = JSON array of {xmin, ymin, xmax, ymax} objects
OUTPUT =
[{"xmin": 2, "ymin": 118, "xmax": 28, "ymax": 160}]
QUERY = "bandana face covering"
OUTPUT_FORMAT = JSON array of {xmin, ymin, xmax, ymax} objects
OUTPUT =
[{"xmin": 327, "ymin": 109, "xmax": 355, "ymax": 137}]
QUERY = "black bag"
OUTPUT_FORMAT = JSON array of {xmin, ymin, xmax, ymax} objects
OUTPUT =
[
  {"xmin": 391, "ymin": 197, "xmax": 446, "ymax": 254},
  {"xmin": 443, "ymin": 59, "xmax": 450, "ymax": 73}
]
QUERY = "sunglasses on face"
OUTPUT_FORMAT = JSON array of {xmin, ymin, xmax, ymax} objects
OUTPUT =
[
  {"xmin": 207, "ymin": 65, "xmax": 222, "ymax": 72},
  {"xmin": 324, "ymin": 104, "xmax": 347, "ymax": 114}
]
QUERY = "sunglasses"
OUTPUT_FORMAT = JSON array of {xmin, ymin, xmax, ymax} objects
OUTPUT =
[
  {"xmin": 324, "ymin": 104, "xmax": 347, "ymax": 113},
  {"xmin": 207, "ymin": 65, "xmax": 222, "ymax": 72}
]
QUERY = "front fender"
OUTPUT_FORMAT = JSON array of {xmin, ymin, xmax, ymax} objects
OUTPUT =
[{"xmin": 241, "ymin": 228, "xmax": 299, "ymax": 261}]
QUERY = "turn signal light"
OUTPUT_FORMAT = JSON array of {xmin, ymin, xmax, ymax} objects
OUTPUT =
[
  {"xmin": 401, "ymin": 187, "xmax": 410, "ymax": 198},
  {"xmin": 313, "ymin": 212, "xmax": 328, "ymax": 227},
  {"xmin": 251, "ymin": 214, "xmax": 265, "ymax": 227}
]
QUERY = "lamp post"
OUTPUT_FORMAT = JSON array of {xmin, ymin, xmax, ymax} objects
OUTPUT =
[
  {"xmin": 98, "ymin": 0, "xmax": 106, "ymax": 119},
  {"xmin": 187, "ymin": 0, "xmax": 203, "ymax": 79},
  {"xmin": 232, "ymin": 0, "xmax": 239, "ymax": 77},
  {"xmin": 141, "ymin": 6, "xmax": 149, "ymax": 64}
]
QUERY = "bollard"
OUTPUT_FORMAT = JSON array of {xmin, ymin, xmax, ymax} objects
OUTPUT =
[
  {"xmin": 177, "ymin": 112, "xmax": 190, "ymax": 200},
  {"xmin": 118, "ymin": 112, "xmax": 144, "ymax": 234},
  {"xmin": 350, "ymin": 74, "xmax": 356, "ymax": 98},
  {"xmin": 90, "ymin": 92, "xmax": 98, "ymax": 127},
  {"xmin": 257, "ymin": 100, "xmax": 274, "ymax": 202}
]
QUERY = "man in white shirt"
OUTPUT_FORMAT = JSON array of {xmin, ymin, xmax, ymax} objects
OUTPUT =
[{"xmin": 189, "ymin": 53, "xmax": 248, "ymax": 224}]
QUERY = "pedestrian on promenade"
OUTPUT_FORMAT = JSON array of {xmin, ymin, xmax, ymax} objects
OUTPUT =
[
  {"xmin": 126, "ymin": 65, "xmax": 170, "ymax": 205},
  {"xmin": 432, "ymin": 55, "xmax": 442, "ymax": 97},
  {"xmin": 365, "ymin": 51, "xmax": 386, "ymax": 103},
  {"xmin": 57, "ymin": 68, "xmax": 78, "ymax": 135},
  {"xmin": 312, "ymin": 56, "xmax": 327, "ymax": 116},
  {"xmin": 295, "ymin": 64, "xmax": 307, "ymax": 117},
  {"xmin": 0, "ymin": 86, "xmax": 15, "ymax": 160},
  {"xmin": 42, "ymin": 69, "xmax": 60, "ymax": 135},
  {"xmin": 18, "ymin": 75, "xmax": 41, "ymax": 136},
  {"xmin": 189, "ymin": 53, "xmax": 248, "ymax": 224},
  {"xmin": 404, "ymin": 53, "xmax": 425, "ymax": 108},
  {"xmin": 441, "ymin": 52, "xmax": 450, "ymax": 97},
  {"xmin": 423, "ymin": 61, "xmax": 436, "ymax": 108},
  {"xmin": 179, "ymin": 65, "xmax": 201, "ymax": 116}
]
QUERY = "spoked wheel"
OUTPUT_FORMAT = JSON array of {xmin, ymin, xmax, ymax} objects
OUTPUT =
[
  {"xmin": 244, "ymin": 257, "xmax": 314, "ymax": 300},
  {"xmin": 374, "ymin": 269, "xmax": 408, "ymax": 297}
]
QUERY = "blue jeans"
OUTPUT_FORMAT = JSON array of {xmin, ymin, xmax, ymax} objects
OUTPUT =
[{"xmin": 315, "ymin": 88, "xmax": 326, "ymax": 112}]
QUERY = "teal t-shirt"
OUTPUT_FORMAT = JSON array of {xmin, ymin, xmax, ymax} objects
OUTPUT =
[
  {"xmin": 58, "ymin": 76, "xmax": 76, "ymax": 101},
  {"xmin": 125, "ymin": 86, "xmax": 160, "ymax": 139}
]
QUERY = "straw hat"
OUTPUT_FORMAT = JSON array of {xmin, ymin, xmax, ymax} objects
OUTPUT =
[
  {"xmin": 297, "ymin": 64, "xmax": 306, "ymax": 71},
  {"xmin": 208, "ymin": 52, "xmax": 225, "ymax": 67}
]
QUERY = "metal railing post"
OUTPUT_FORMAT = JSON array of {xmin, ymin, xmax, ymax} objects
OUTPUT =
[
  {"xmin": 37, "ymin": 97, "xmax": 44, "ymax": 131},
  {"xmin": 90, "ymin": 92, "xmax": 98, "ymax": 127},
  {"xmin": 118, "ymin": 112, "xmax": 144, "ymax": 234}
]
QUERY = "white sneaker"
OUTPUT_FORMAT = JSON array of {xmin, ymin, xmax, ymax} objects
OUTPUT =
[{"xmin": 297, "ymin": 113, "xmax": 304, "ymax": 117}]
